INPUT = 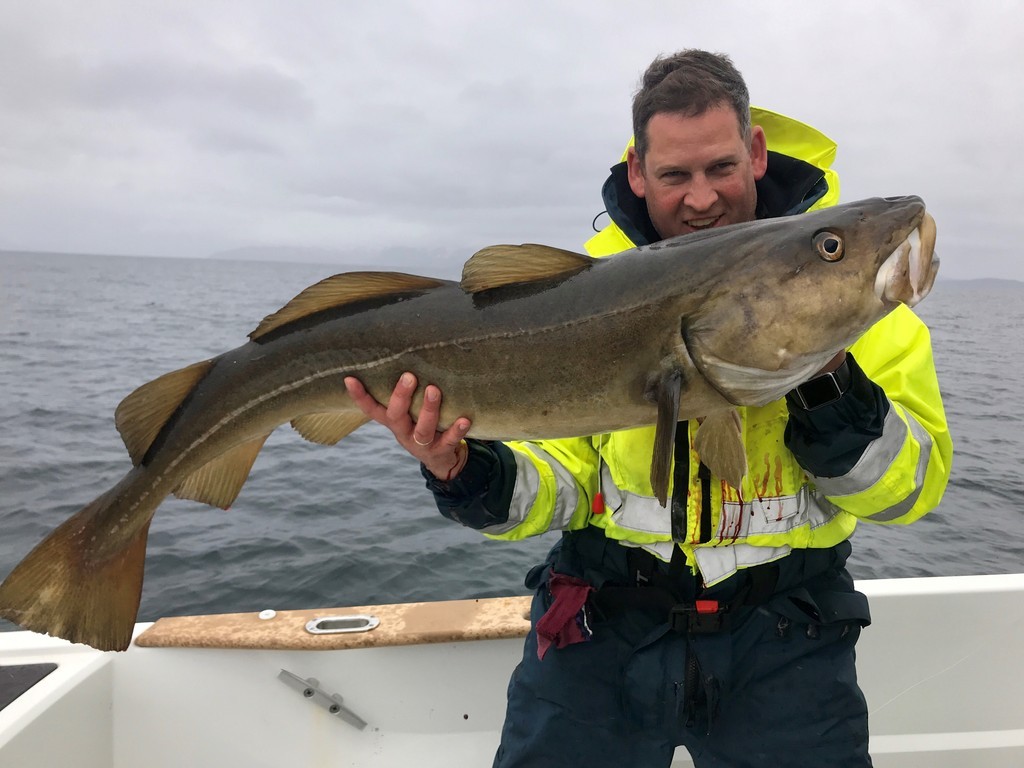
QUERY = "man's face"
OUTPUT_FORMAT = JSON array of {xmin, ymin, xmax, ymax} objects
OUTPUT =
[{"xmin": 626, "ymin": 105, "xmax": 768, "ymax": 239}]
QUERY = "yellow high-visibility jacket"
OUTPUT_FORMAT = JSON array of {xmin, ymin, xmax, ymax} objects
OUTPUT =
[{"xmin": 482, "ymin": 108, "xmax": 953, "ymax": 586}]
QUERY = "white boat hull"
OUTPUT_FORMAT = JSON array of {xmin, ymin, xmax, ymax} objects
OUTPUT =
[{"xmin": 2, "ymin": 574, "xmax": 1023, "ymax": 767}]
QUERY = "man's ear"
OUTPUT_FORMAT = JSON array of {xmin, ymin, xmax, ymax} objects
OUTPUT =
[
  {"xmin": 750, "ymin": 125, "xmax": 768, "ymax": 180},
  {"xmin": 626, "ymin": 146, "xmax": 647, "ymax": 198}
]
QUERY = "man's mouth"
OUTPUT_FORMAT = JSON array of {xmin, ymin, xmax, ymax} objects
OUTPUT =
[{"xmin": 685, "ymin": 215, "xmax": 721, "ymax": 231}]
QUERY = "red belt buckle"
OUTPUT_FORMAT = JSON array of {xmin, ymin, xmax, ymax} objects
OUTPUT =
[
  {"xmin": 695, "ymin": 599, "xmax": 720, "ymax": 614},
  {"xmin": 669, "ymin": 599, "xmax": 727, "ymax": 634}
]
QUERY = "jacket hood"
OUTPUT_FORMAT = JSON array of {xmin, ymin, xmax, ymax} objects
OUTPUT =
[{"xmin": 596, "ymin": 107, "xmax": 839, "ymax": 247}]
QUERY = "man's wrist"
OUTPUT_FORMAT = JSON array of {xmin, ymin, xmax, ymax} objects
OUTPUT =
[
  {"xmin": 787, "ymin": 357, "xmax": 853, "ymax": 411},
  {"xmin": 422, "ymin": 440, "xmax": 490, "ymax": 497},
  {"xmin": 422, "ymin": 440, "xmax": 469, "ymax": 483},
  {"xmin": 422, "ymin": 440, "xmax": 515, "ymax": 530}
]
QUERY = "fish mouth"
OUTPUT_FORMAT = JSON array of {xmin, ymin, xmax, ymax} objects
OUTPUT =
[{"xmin": 875, "ymin": 212, "xmax": 939, "ymax": 308}]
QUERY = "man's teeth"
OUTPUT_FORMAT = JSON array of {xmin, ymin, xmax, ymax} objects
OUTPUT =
[{"xmin": 688, "ymin": 217, "xmax": 717, "ymax": 229}]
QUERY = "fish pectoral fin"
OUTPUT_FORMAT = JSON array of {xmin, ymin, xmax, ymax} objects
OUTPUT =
[
  {"xmin": 250, "ymin": 272, "xmax": 449, "ymax": 341},
  {"xmin": 291, "ymin": 412, "xmax": 369, "ymax": 445},
  {"xmin": 460, "ymin": 244, "xmax": 594, "ymax": 293},
  {"xmin": 647, "ymin": 369, "xmax": 683, "ymax": 508},
  {"xmin": 693, "ymin": 409, "xmax": 747, "ymax": 489},
  {"xmin": 172, "ymin": 433, "xmax": 271, "ymax": 509},
  {"xmin": 115, "ymin": 359, "xmax": 216, "ymax": 465}
]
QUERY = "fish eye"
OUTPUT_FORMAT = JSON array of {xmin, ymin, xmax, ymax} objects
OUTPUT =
[{"xmin": 813, "ymin": 231, "xmax": 844, "ymax": 262}]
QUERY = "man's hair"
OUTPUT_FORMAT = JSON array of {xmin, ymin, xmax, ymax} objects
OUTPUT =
[{"xmin": 631, "ymin": 50, "xmax": 752, "ymax": 160}]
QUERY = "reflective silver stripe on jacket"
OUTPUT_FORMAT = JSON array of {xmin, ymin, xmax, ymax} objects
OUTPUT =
[
  {"xmin": 694, "ymin": 543, "xmax": 794, "ymax": 586},
  {"xmin": 599, "ymin": 464, "xmax": 840, "ymax": 542},
  {"xmin": 862, "ymin": 406, "xmax": 934, "ymax": 521},
  {"xmin": 810, "ymin": 403, "xmax": 933, "ymax": 520},
  {"xmin": 620, "ymin": 539, "xmax": 794, "ymax": 586},
  {"xmin": 486, "ymin": 444, "xmax": 582, "ymax": 535}
]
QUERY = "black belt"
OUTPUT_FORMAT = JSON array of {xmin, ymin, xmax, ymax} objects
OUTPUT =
[{"xmin": 591, "ymin": 547, "xmax": 780, "ymax": 634}]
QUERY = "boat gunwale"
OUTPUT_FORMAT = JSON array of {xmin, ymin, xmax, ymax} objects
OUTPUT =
[{"xmin": 134, "ymin": 594, "xmax": 533, "ymax": 650}]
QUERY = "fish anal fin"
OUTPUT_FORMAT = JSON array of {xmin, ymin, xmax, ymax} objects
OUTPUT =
[
  {"xmin": 0, "ymin": 489, "xmax": 151, "ymax": 652},
  {"xmin": 647, "ymin": 368, "xmax": 683, "ymax": 507},
  {"xmin": 250, "ymin": 272, "xmax": 447, "ymax": 340},
  {"xmin": 460, "ymin": 244, "xmax": 594, "ymax": 293},
  {"xmin": 115, "ymin": 359, "xmax": 215, "ymax": 466},
  {"xmin": 172, "ymin": 433, "xmax": 270, "ymax": 509},
  {"xmin": 291, "ymin": 412, "xmax": 369, "ymax": 445},
  {"xmin": 693, "ymin": 409, "xmax": 747, "ymax": 489}
]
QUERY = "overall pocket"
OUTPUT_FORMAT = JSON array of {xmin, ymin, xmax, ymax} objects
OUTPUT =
[{"xmin": 621, "ymin": 621, "xmax": 686, "ymax": 732}]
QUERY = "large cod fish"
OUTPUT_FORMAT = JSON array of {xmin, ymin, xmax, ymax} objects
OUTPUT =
[{"xmin": 0, "ymin": 196, "xmax": 937, "ymax": 651}]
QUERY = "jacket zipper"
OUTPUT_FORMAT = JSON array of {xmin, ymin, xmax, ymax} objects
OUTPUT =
[
  {"xmin": 697, "ymin": 461, "xmax": 712, "ymax": 543},
  {"xmin": 672, "ymin": 421, "xmax": 707, "ymax": 726},
  {"xmin": 672, "ymin": 421, "xmax": 713, "ymax": 544},
  {"xmin": 670, "ymin": 422, "xmax": 690, "ymax": 542}
]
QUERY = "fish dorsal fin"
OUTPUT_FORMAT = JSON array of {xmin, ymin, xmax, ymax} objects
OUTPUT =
[
  {"xmin": 250, "ymin": 272, "xmax": 448, "ymax": 341},
  {"xmin": 460, "ymin": 244, "xmax": 594, "ymax": 293},
  {"xmin": 693, "ymin": 409, "xmax": 747, "ymax": 489},
  {"xmin": 291, "ymin": 412, "xmax": 369, "ymax": 445},
  {"xmin": 172, "ymin": 433, "xmax": 271, "ymax": 509},
  {"xmin": 115, "ymin": 359, "xmax": 215, "ymax": 465}
]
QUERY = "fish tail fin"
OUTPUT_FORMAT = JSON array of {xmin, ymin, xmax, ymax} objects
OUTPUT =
[{"xmin": 0, "ymin": 488, "xmax": 151, "ymax": 652}]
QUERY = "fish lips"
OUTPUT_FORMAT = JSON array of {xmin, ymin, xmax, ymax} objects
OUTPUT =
[{"xmin": 875, "ymin": 211, "xmax": 939, "ymax": 308}]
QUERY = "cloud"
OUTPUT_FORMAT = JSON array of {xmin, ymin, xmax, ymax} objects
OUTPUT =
[{"xmin": 0, "ymin": 1, "xmax": 1020, "ymax": 279}]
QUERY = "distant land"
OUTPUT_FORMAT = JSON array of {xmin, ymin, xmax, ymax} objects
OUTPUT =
[
  {"xmin": 927, "ymin": 276, "xmax": 1024, "ymax": 290},
  {"xmin": 208, "ymin": 244, "xmax": 471, "ymax": 279},
  {"xmin": 0, "ymin": 245, "xmax": 472, "ymax": 280},
  {"xmin": 212, "ymin": 245, "xmax": 373, "ymax": 264}
]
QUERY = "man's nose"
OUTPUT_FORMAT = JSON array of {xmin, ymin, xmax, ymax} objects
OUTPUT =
[{"xmin": 683, "ymin": 176, "xmax": 717, "ymax": 212}]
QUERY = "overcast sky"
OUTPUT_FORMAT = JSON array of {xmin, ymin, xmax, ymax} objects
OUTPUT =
[{"xmin": 1, "ymin": 1, "xmax": 1020, "ymax": 280}]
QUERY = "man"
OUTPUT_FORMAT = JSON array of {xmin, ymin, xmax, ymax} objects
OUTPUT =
[{"xmin": 345, "ymin": 50, "xmax": 951, "ymax": 768}]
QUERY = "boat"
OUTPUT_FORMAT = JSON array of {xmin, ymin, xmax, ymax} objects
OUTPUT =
[{"xmin": 1, "ymin": 573, "xmax": 1022, "ymax": 767}]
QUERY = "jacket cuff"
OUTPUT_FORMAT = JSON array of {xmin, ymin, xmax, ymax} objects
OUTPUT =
[
  {"xmin": 783, "ymin": 352, "xmax": 890, "ymax": 477},
  {"xmin": 421, "ymin": 440, "xmax": 516, "ymax": 529}
]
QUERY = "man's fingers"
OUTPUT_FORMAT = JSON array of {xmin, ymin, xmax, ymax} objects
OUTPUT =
[
  {"xmin": 347, "ymin": 372, "xmax": 472, "ymax": 481},
  {"xmin": 417, "ymin": 416, "xmax": 470, "ymax": 452},
  {"xmin": 420, "ymin": 419, "xmax": 472, "ymax": 479},
  {"xmin": 410, "ymin": 384, "xmax": 442, "ymax": 445},
  {"xmin": 385, "ymin": 372, "xmax": 418, "ymax": 422},
  {"xmin": 344, "ymin": 376, "xmax": 386, "ymax": 420},
  {"xmin": 437, "ymin": 418, "xmax": 471, "ymax": 449}
]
